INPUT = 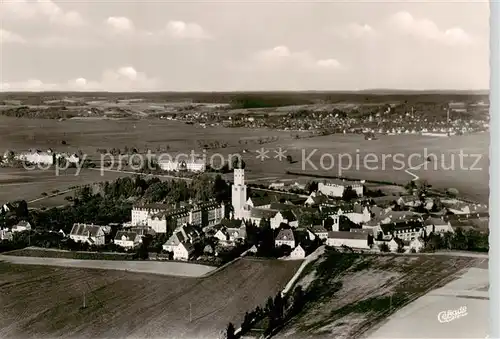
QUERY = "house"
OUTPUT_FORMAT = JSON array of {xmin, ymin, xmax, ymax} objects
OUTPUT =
[
  {"xmin": 424, "ymin": 217, "xmax": 453, "ymax": 234},
  {"xmin": 444, "ymin": 201, "xmax": 471, "ymax": 215},
  {"xmin": 114, "ymin": 231, "xmax": 141, "ymax": 249},
  {"xmin": 379, "ymin": 211, "xmax": 421, "ymax": 225},
  {"xmin": 337, "ymin": 205, "xmax": 371, "ymax": 225},
  {"xmin": 0, "ymin": 228, "xmax": 13, "ymax": 241},
  {"xmin": 174, "ymin": 242, "xmax": 194, "ymax": 261},
  {"xmin": 69, "ymin": 223, "xmax": 106, "ymax": 245},
  {"xmin": 162, "ymin": 231, "xmax": 186, "ymax": 252},
  {"xmin": 248, "ymin": 245, "xmax": 258, "ymax": 253},
  {"xmin": 397, "ymin": 195, "xmax": 421, "ymax": 207},
  {"xmin": 290, "ymin": 244, "xmax": 306, "ymax": 259},
  {"xmin": 12, "ymin": 220, "xmax": 31, "ymax": 233},
  {"xmin": 271, "ymin": 210, "xmax": 298, "ymax": 229},
  {"xmin": 407, "ymin": 238, "xmax": 425, "ymax": 253},
  {"xmin": 310, "ymin": 225, "xmax": 328, "ymax": 240},
  {"xmin": 249, "ymin": 208, "xmax": 278, "ymax": 226},
  {"xmin": 326, "ymin": 231, "xmax": 371, "ymax": 250},
  {"xmin": 158, "ymin": 158, "xmax": 206, "ymax": 172},
  {"xmin": 15, "ymin": 150, "xmax": 54, "ymax": 165},
  {"xmin": 275, "ymin": 229, "xmax": 296, "ymax": 248},
  {"xmin": 245, "ymin": 196, "xmax": 277, "ymax": 209},
  {"xmin": 304, "ymin": 192, "xmax": 334, "ymax": 207},
  {"xmin": 387, "ymin": 238, "xmax": 404, "ymax": 252}
]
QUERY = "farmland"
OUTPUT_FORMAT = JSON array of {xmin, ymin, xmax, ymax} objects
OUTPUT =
[
  {"xmin": 0, "ymin": 115, "xmax": 490, "ymax": 206},
  {"xmin": 0, "ymin": 257, "xmax": 301, "ymax": 339},
  {"xmin": 273, "ymin": 251, "xmax": 486, "ymax": 339}
]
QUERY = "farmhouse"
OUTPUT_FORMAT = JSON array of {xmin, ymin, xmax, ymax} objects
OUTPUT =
[
  {"xmin": 114, "ymin": 231, "xmax": 141, "ymax": 249},
  {"xmin": 248, "ymin": 208, "xmax": 278, "ymax": 226},
  {"xmin": 162, "ymin": 231, "xmax": 186, "ymax": 252},
  {"xmin": 246, "ymin": 196, "xmax": 277, "ymax": 209},
  {"xmin": 69, "ymin": 223, "xmax": 107, "ymax": 245},
  {"xmin": 0, "ymin": 228, "xmax": 12, "ymax": 241},
  {"xmin": 173, "ymin": 242, "xmax": 195, "ymax": 261},
  {"xmin": 424, "ymin": 217, "xmax": 453, "ymax": 234},
  {"xmin": 310, "ymin": 225, "xmax": 328, "ymax": 240},
  {"xmin": 270, "ymin": 210, "xmax": 298, "ymax": 229},
  {"xmin": 275, "ymin": 229, "xmax": 295, "ymax": 249},
  {"xmin": 326, "ymin": 231, "xmax": 371, "ymax": 250},
  {"xmin": 12, "ymin": 220, "xmax": 31, "ymax": 233},
  {"xmin": 290, "ymin": 244, "xmax": 306, "ymax": 259}
]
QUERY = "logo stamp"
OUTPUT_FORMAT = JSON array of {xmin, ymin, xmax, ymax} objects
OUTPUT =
[{"xmin": 437, "ymin": 306, "xmax": 468, "ymax": 323}]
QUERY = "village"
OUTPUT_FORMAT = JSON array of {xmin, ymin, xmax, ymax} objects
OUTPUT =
[{"xmin": 1, "ymin": 167, "xmax": 489, "ymax": 262}]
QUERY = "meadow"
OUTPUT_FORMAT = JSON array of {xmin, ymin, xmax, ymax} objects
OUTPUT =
[
  {"xmin": 0, "ymin": 116, "xmax": 490, "ymax": 205},
  {"xmin": 0, "ymin": 257, "xmax": 301, "ymax": 339}
]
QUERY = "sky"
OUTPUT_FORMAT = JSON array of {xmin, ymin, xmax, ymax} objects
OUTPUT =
[{"xmin": 0, "ymin": 0, "xmax": 491, "ymax": 92}]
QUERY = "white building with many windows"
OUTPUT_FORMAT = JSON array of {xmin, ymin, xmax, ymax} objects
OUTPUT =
[{"xmin": 318, "ymin": 180, "xmax": 364, "ymax": 198}]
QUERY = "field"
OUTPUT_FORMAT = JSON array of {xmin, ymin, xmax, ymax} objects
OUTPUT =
[
  {"xmin": 3, "ymin": 248, "xmax": 135, "ymax": 260},
  {"xmin": 367, "ymin": 265, "xmax": 489, "ymax": 339},
  {"xmin": 0, "ymin": 257, "xmax": 301, "ymax": 339},
  {"xmin": 0, "ymin": 116, "xmax": 490, "ymax": 206},
  {"xmin": 274, "ymin": 251, "xmax": 487, "ymax": 339}
]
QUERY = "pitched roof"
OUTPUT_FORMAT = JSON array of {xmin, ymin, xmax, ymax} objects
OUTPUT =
[
  {"xmin": 70, "ymin": 223, "xmax": 105, "ymax": 238},
  {"xmin": 179, "ymin": 242, "xmax": 195, "ymax": 254},
  {"xmin": 226, "ymin": 227, "xmax": 247, "ymax": 239},
  {"xmin": 250, "ymin": 208, "xmax": 278, "ymax": 219},
  {"xmin": 164, "ymin": 231, "xmax": 185, "ymax": 246},
  {"xmin": 424, "ymin": 217, "xmax": 449, "ymax": 226},
  {"xmin": 16, "ymin": 220, "xmax": 31, "ymax": 228},
  {"xmin": 328, "ymin": 231, "xmax": 368, "ymax": 240},
  {"xmin": 311, "ymin": 225, "xmax": 328, "ymax": 233},
  {"xmin": 248, "ymin": 196, "xmax": 275, "ymax": 207},
  {"xmin": 275, "ymin": 229, "xmax": 295, "ymax": 242},
  {"xmin": 114, "ymin": 231, "xmax": 138, "ymax": 241},
  {"xmin": 279, "ymin": 210, "xmax": 297, "ymax": 222},
  {"xmin": 220, "ymin": 218, "xmax": 244, "ymax": 229}
]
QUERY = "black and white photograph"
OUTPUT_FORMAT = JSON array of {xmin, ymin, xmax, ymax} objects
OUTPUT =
[{"xmin": 0, "ymin": 1, "xmax": 495, "ymax": 339}]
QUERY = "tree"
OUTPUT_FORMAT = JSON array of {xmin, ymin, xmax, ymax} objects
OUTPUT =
[
  {"xmin": 446, "ymin": 188, "xmax": 459, "ymax": 198},
  {"xmin": 379, "ymin": 243, "xmax": 390, "ymax": 252},
  {"xmin": 226, "ymin": 323, "xmax": 236, "ymax": 339},
  {"xmin": 342, "ymin": 186, "xmax": 358, "ymax": 201},
  {"xmin": 305, "ymin": 181, "xmax": 318, "ymax": 194}
]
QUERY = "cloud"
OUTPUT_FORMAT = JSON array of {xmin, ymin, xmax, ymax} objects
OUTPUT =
[
  {"xmin": 106, "ymin": 16, "xmax": 135, "ymax": 33},
  {"xmin": 0, "ymin": 29, "xmax": 26, "ymax": 44},
  {"xmin": 1, "ymin": 79, "xmax": 58, "ymax": 91},
  {"xmin": 336, "ymin": 23, "xmax": 376, "ymax": 39},
  {"xmin": 388, "ymin": 11, "xmax": 473, "ymax": 46},
  {"xmin": 69, "ymin": 66, "xmax": 160, "ymax": 91},
  {"xmin": 0, "ymin": 0, "xmax": 85, "ymax": 26},
  {"xmin": 254, "ymin": 46, "xmax": 341, "ymax": 70},
  {"xmin": 164, "ymin": 21, "xmax": 211, "ymax": 40},
  {"xmin": 1, "ymin": 67, "xmax": 159, "ymax": 92}
]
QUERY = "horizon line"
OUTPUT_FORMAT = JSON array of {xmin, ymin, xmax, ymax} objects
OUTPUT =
[{"xmin": 0, "ymin": 89, "xmax": 490, "ymax": 94}]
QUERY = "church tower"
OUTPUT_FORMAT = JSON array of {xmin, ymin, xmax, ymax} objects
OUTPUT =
[{"xmin": 232, "ymin": 169, "xmax": 247, "ymax": 219}]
